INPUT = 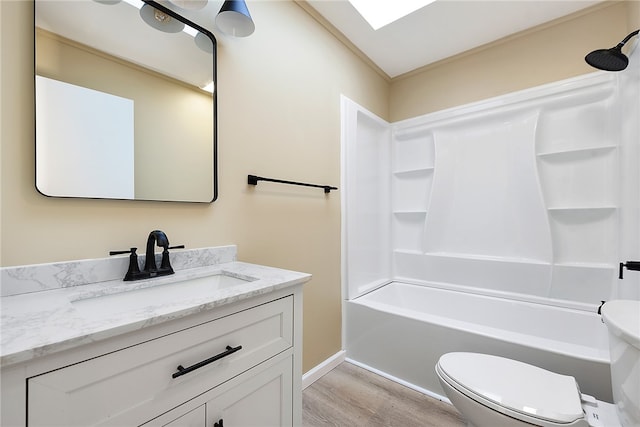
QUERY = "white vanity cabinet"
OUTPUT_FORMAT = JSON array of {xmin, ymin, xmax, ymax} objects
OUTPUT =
[
  {"xmin": 2, "ymin": 285, "xmax": 303, "ymax": 427},
  {"xmin": 163, "ymin": 406, "xmax": 206, "ymax": 427},
  {"xmin": 157, "ymin": 354, "xmax": 293, "ymax": 427}
]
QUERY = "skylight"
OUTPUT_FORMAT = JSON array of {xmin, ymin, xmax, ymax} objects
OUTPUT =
[{"xmin": 348, "ymin": 0, "xmax": 436, "ymax": 30}]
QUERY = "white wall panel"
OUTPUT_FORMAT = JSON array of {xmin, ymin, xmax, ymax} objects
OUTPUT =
[
  {"xmin": 390, "ymin": 71, "xmax": 628, "ymax": 307},
  {"xmin": 343, "ymin": 51, "xmax": 639, "ymax": 306},
  {"xmin": 341, "ymin": 96, "xmax": 391, "ymax": 299}
]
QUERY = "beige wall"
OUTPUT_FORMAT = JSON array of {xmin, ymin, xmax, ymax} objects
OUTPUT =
[
  {"xmin": 1, "ymin": 0, "xmax": 639, "ymax": 374},
  {"xmin": 390, "ymin": 1, "xmax": 637, "ymax": 121},
  {"xmin": 1, "ymin": 0, "xmax": 388, "ymax": 372},
  {"xmin": 631, "ymin": 0, "xmax": 640, "ymax": 28}
]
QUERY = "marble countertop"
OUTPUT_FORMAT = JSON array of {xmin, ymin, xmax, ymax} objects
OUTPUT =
[{"xmin": 1, "ymin": 260, "xmax": 311, "ymax": 367}]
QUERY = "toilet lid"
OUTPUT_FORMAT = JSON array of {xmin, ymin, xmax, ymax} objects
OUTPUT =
[{"xmin": 438, "ymin": 352, "xmax": 583, "ymax": 424}]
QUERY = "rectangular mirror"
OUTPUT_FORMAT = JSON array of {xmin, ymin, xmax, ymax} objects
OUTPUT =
[{"xmin": 35, "ymin": 0, "xmax": 217, "ymax": 202}]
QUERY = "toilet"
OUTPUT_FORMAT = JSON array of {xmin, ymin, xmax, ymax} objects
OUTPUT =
[{"xmin": 435, "ymin": 300, "xmax": 640, "ymax": 427}]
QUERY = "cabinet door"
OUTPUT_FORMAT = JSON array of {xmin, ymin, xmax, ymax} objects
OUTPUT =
[
  {"xmin": 206, "ymin": 356, "xmax": 293, "ymax": 427},
  {"xmin": 142, "ymin": 354, "xmax": 294, "ymax": 427},
  {"xmin": 163, "ymin": 405, "xmax": 205, "ymax": 427}
]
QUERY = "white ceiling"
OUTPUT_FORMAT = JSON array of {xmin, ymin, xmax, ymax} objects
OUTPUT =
[{"xmin": 305, "ymin": 0, "xmax": 604, "ymax": 78}]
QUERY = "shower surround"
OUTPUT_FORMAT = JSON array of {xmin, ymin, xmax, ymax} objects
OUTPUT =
[
  {"xmin": 342, "ymin": 66, "xmax": 639, "ymax": 307},
  {"xmin": 391, "ymin": 76, "xmax": 619, "ymax": 306},
  {"xmin": 341, "ymin": 50, "xmax": 639, "ymax": 402}
]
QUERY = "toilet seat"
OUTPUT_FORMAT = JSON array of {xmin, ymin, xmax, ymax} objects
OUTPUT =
[{"xmin": 437, "ymin": 352, "xmax": 585, "ymax": 425}]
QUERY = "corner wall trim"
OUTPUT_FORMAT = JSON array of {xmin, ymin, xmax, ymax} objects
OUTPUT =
[{"xmin": 302, "ymin": 350, "xmax": 346, "ymax": 389}]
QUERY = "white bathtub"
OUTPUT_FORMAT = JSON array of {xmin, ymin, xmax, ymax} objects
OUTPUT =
[{"xmin": 345, "ymin": 281, "xmax": 613, "ymax": 402}]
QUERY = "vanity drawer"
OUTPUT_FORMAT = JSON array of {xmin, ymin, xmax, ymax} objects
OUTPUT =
[{"xmin": 27, "ymin": 295, "xmax": 293, "ymax": 427}]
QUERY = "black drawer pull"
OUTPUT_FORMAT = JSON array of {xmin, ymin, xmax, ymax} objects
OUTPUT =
[{"xmin": 172, "ymin": 345, "xmax": 242, "ymax": 379}]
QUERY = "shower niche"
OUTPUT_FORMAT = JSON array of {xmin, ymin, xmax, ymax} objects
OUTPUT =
[
  {"xmin": 342, "ymin": 67, "xmax": 639, "ymax": 307},
  {"xmin": 535, "ymin": 83, "xmax": 620, "ymax": 301},
  {"xmin": 392, "ymin": 133, "xmax": 434, "ymax": 253}
]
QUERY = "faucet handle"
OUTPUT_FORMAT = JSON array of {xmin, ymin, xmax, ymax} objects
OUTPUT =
[
  {"xmin": 160, "ymin": 247, "xmax": 174, "ymax": 273},
  {"xmin": 109, "ymin": 248, "xmax": 136, "ymax": 256},
  {"xmin": 110, "ymin": 247, "xmax": 150, "ymax": 281},
  {"xmin": 158, "ymin": 245, "xmax": 184, "ymax": 274}
]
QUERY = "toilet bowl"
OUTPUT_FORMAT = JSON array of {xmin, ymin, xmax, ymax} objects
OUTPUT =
[{"xmin": 435, "ymin": 300, "xmax": 640, "ymax": 427}]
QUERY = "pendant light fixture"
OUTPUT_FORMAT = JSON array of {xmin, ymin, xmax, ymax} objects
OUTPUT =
[
  {"xmin": 215, "ymin": 0, "xmax": 254, "ymax": 37},
  {"xmin": 140, "ymin": 3, "xmax": 185, "ymax": 33},
  {"xmin": 195, "ymin": 31, "xmax": 214, "ymax": 53}
]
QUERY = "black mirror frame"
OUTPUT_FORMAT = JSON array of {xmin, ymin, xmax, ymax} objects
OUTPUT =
[
  {"xmin": 33, "ymin": 0, "xmax": 218, "ymax": 203},
  {"xmin": 144, "ymin": 0, "xmax": 218, "ymax": 203}
]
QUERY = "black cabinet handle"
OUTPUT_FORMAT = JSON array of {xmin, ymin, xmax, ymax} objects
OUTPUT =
[{"xmin": 172, "ymin": 345, "xmax": 242, "ymax": 379}]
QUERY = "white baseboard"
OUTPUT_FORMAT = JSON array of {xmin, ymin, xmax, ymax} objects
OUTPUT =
[
  {"xmin": 345, "ymin": 357, "xmax": 452, "ymax": 404},
  {"xmin": 302, "ymin": 350, "xmax": 346, "ymax": 389}
]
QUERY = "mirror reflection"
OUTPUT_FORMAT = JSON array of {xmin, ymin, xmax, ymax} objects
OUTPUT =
[{"xmin": 35, "ymin": 0, "xmax": 217, "ymax": 202}]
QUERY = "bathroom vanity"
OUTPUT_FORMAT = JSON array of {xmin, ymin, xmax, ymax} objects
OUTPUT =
[{"xmin": 0, "ymin": 246, "xmax": 310, "ymax": 426}]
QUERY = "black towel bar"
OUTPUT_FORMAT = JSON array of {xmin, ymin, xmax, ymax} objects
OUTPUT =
[{"xmin": 247, "ymin": 175, "xmax": 338, "ymax": 193}]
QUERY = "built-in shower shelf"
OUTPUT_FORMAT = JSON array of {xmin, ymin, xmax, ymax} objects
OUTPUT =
[
  {"xmin": 393, "ymin": 249, "xmax": 423, "ymax": 255},
  {"xmin": 547, "ymin": 206, "xmax": 617, "ymax": 212},
  {"xmin": 423, "ymin": 251, "xmax": 550, "ymax": 265},
  {"xmin": 393, "ymin": 131, "xmax": 435, "ymax": 173},
  {"xmin": 392, "ymin": 168, "xmax": 433, "ymax": 212},
  {"xmin": 553, "ymin": 262, "xmax": 614, "ymax": 269},
  {"xmin": 393, "ymin": 167, "xmax": 434, "ymax": 176},
  {"xmin": 537, "ymin": 145, "xmax": 617, "ymax": 158},
  {"xmin": 393, "ymin": 210, "xmax": 427, "ymax": 215}
]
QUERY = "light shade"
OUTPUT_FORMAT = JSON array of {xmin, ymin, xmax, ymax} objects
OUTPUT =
[
  {"xmin": 195, "ymin": 31, "xmax": 214, "ymax": 53},
  {"xmin": 215, "ymin": 0, "xmax": 254, "ymax": 37},
  {"xmin": 140, "ymin": 3, "xmax": 185, "ymax": 33}
]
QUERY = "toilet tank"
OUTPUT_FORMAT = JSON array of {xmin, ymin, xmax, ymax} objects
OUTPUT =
[{"xmin": 601, "ymin": 300, "xmax": 640, "ymax": 427}]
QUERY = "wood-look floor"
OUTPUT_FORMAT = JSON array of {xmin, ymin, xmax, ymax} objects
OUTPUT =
[{"xmin": 303, "ymin": 362, "xmax": 466, "ymax": 427}]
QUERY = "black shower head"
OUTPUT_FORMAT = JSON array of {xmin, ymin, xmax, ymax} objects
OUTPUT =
[
  {"xmin": 585, "ymin": 29, "xmax": 639, "ymax": 71},
  {"xmin": 585, "ymin": 46, "xmax": 629, "ymax": 71}
]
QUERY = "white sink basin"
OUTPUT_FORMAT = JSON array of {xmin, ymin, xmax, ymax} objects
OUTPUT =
[{"xmin": 72, "ymin": 273, "xmax": 255, "ymax": 318}]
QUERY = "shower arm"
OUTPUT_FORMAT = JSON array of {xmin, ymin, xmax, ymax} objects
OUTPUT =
[
  {"xmin": 619, "ymin": 29, "xmax": 640, "ymax": 46},
  {"xmin": 615, "ymin": 29, "xmax": 640, "ymax": 49}
]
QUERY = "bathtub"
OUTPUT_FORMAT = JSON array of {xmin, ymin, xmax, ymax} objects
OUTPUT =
[{"xmin": 345, "ymin": 281, "xmax": 613, "ymax": 402}]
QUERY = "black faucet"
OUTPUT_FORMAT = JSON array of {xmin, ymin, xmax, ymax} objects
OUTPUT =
[
  {"xmin": 144, "ymin": 230, "xmax": 175, "ymax": 278},
  {"xmin": 110, "ymin": 230, "xmax": 184, "ymax": 281}
]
